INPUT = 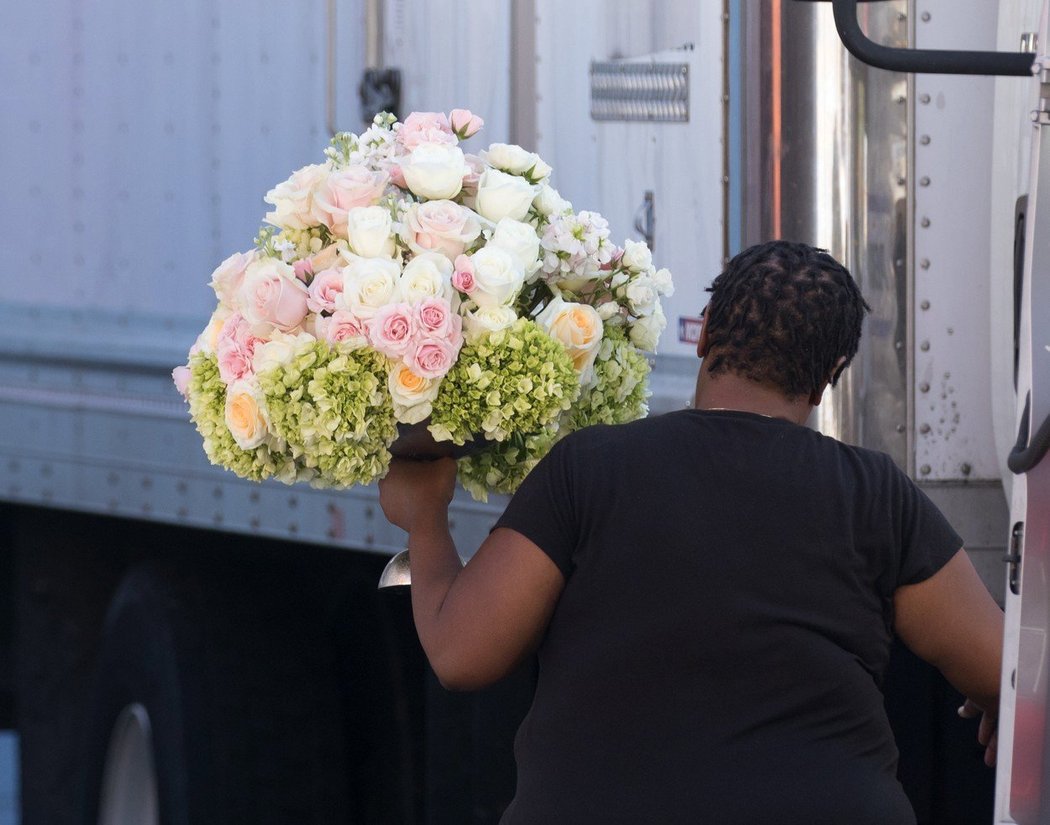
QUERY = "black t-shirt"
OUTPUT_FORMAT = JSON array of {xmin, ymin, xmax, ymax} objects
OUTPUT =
[{"xmin": 494, "ymin": 409, "xmax": 962, "ymax": 825}]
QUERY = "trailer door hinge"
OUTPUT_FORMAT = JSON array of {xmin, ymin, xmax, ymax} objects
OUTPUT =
[{"xmin": 1005, "ymin": 521, "xmax": 1024, "ymax": 597}]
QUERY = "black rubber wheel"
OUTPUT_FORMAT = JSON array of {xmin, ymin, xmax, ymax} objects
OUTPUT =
[{"xmin": 77, "ymin": 560, "xmax": 350, "ymax": 825}]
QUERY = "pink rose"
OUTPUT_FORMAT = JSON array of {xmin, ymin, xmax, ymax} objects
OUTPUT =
[
  {"xmin": 452, "ymin": 254, "xmax": 476, "ymax": 294},
  {"xmin": 209, "ymin": 250, "xmax": 254, "ymax": 306},
  {"xmin": 402, "ymin": 200, "xmax": 481, "ymax": 261},
  {"xmin": 461, "ymin": 154, "xmax": 485, "ymax": 197},
  {"xmin": 416, "ymin": 297, "xmax": 460, "ymax": 338},
  {"xmin": 397, "ymin": 112, "xmax": 456, "ymax": 150},
  {"xmin": 367, "ymin": 303, "xmax": 417, "ymax": 358},
  {"xmin": 292, "ymin": 259, "xmax": 314, "ymax": 282},
  {"xmin": 307, "ymin": 267, "xmax": 345, "ymax": 314},
  {"xmin": 449, "ymin": 109, "xmax": 484, "ymax": 139},
  {"xmin": 387, "ymin": 163, "xmax": 408, "ymax": 190},
  {"xmin": 312, "ymin": 166, "xmax": 389, "ymax": 237},
  {"xmin": 321, "ymin": 310, "xmax": 367, "ymax": 346},
  {"xmin": 408, "ymin": 337, "xmax": 460, "ymax": 379},
  {"xmin": 217, "ymin": 336, "xmax": 254, "ymax": 384},
  {"xmin": 238, "ymin": 260, "xmax": 310, "ymax": 331},
  {"xmin": 172, "ymin": 365, "xmax": 191, "ymax": 399}
]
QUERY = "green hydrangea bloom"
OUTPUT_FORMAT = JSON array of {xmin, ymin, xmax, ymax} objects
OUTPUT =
[
  {"xmin": 257, "ymin": 342, "xmax": 397, "ymax": 488},
  {"xmin": 457, "ymin": 425, "xmax": 561, "ymax": 503},
  {"xmin": 186, "ymin": 353, "xmax": 296, "ymax": 482},
  {"xmin": 567, "ymin": 326, "xmax": 652, "ymax": 430},
  {"xmin": 429, "ymin": 318, "xmax": 580, "ymax": 446}
]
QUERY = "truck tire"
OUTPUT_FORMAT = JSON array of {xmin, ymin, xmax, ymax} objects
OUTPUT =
[{"xmin": 77, "ymin": 559, "xmax": 350, "ymax": 825}]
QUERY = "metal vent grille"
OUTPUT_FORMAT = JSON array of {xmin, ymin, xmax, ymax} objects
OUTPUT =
[{"xmin": 590, "ymin": 61, "xmax": 689, "ymax": 122}]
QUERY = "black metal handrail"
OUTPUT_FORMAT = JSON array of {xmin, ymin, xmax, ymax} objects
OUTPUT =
[
  {"xmin": 1009, "ymin": 393, "xmax": 1050, "ymax": 474},
  {"xmin": 822, "ymin": 0, "xmax": 1037, "ymax": 76}
]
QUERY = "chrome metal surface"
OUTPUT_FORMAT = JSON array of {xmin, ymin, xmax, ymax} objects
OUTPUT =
[
  {"xmin": 590, "ymin": 61, "xmax": 690, "ymax": 122},
  {"xmin": 739, "ymin": 0, "xmax": 910, "ymax": 467},
  {"xmin": 98, "ymin": 704, "xmax": 159, "ymax": 825},
  {"xmin": 378, "ymin": 549, "xmax": 411, "ymax": 588}
]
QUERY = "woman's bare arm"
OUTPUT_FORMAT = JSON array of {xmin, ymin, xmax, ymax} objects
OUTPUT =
[
  {"xmin": 379, "ymin": 457, "xmax": 565, "ymax": 691},
  {"xmin": 894, "ymin": 548, "xmax": 1004, "ymax": 763}
]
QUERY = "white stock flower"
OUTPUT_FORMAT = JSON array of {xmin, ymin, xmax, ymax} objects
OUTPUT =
[
  {"xmin": 463, "ymin": 305, "xmax": 518, "ymax": 341},
  {"xmin": 468, "ymin": 246, "xmax": 525, "ymax": 308},
  {"xmin": 621, "ymin": 239, "xmax": 654, "ymax": 273},
  {"xmin": 488, "ymin": 218, "xmax": 541, "ymax": 276},
  {"xmin": 400, "ymin": 252, "xmax": 454, "ymax": 304},
  {"xmin": 474, "ymin": 169, "xmax": 537, "ymax": 223},
  {"xmin": 345, "ymin": 206, "xmax": 396, "ymax": 258},
  {"xmin": 340, "ymin": 256, "xmax": 401, "ymax": 320},
  {"xmin": 597, "ymin": 301, "xmax": 621, "ymax": 321},
  {"xmin": 400, "ymin": 143, "xmax": 468, "ymax": 200},
  {"xmin": 629, "ymin": 302, "xmax": 666, "ymax": 352}
]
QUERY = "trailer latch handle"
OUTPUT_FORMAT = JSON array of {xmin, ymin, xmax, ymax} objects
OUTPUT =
[
  {"xmin": 798, "ymin": 0, "xmax": 1038, "ymax": 77},
  {"xmin": 1009, "ymin": 392, "xmax": 1050, "ymax": 474}
]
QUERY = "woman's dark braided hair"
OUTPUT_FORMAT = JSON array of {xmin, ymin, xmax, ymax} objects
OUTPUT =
[{"xmin": 703, "ymin": 240, "xmax": 870, "ymax": 399}]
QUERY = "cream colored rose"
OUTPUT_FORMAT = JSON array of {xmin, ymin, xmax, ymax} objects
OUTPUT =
[
  {"xmin": 536, "ymin": 296, "xmax": 604, "ymax": 380},
  {"xmin": 489, "ymin": 218, "xmax": 541, "ymax": 277},
  {"xmin": 400, "ymin": 143, "xmax": 468, "ymax": 200},
  {"xmin": 399, "ymin": 252, "xmax": 454, "ymax": 304},
  {"xmin": 263, "ymin": 163, "xmax": 329, "ymax": 230},
  {"xmin": 468, "ymin": 246, "xmax": 525, "ymax": 308},
  {"xmin": 463, "ymin": 306, "xmax": 518, "ymax": 341},
  {"xmin": 653, "ymin": 267, "xmax": 675, "ymax": 297},
  {"xmin": 346, "ymin": 206, "xmax": 396, "ymax": 258},
  {"xmin": 195, "ymin": 307, "xmax": 233, "ymax": 355},
  {"xmin": 339, "ymin": 256, "xmax": 401, "ymax": 320},
  {"xmin": 388, "ymin": 364, "xmax": 441, "ymax": 424},
  {"xmin": 224, "ymin": 380, "xmax": 271, "ymax": 449},
  {"xmin": 474, "ymin": 169, "xmax": 537, "ymax": 223}
]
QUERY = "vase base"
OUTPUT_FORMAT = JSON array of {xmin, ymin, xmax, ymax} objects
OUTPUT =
[{"xmin": 377, "ymin": 549, "xmax": 411, "ymax": 589}]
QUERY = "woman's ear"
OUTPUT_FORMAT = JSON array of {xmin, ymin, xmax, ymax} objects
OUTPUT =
[{"xmin": 697, "ymin": 307, "xmax": 711, "ymax": 358}]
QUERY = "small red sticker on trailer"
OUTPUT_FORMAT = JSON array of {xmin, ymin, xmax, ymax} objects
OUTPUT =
[{"xmin": 679, "ymin": 316, "xmax": 702, "ymax": 344}]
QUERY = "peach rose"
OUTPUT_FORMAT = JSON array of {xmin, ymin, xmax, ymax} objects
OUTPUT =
[
  {"xmin": 224, "ymin": 380, "xmax": 270, "ymax": 450},
  {"xmin": 536, "ymin": 296, "xmax": 604, "ymax": 380}
]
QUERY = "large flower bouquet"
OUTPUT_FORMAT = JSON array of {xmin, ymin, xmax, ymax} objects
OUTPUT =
[{"xmin": 174, "ymin": 109, "xmax": 673, "ymax": 500}]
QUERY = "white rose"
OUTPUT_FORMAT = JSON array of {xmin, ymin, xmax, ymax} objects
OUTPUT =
[
  {"xmin": 251, "ymin": 329, "xmax": 316, "ymax": 375},
  {"xmin": 400, "ymin": 252, "xmax": 454, "ymax": 304},
  {"xmin": 536, "ymin": 296, "xmax": 604, "ymax": 381},
  {"xmin": 533, "ymin": 185, "xmax": 572, "ymax": 217},
  {"xmin": 340, "ymin": 256, "xmax": 401, "ymax": 320},
  {"xmin": 624, "ymin": 276, "xmax": 658, "ymax": 317},
  {"xmin": 488, "ymin": 218, "xmax": 541, "ymax": 276},
  {"xmin": 622, "ymin": 239, "xmax": 654, "ymax": 273},
  {"xmin": 481, "ymin": 143, "xmax": 539, "ymax": 175},
  {"xmin": 224, "ymin": 379, "xmax": 271, "ymax": 450},
  {"xmin": 263, "ymin": 163, "xmax": 329, "ymax": 230},
  {"xmin": 388, "ymin": 363, "xmax": 441, "ymax": 424},
  {"xmin": 629, "ymin": 302, "xmax": 666, "ymax": 352},
  {"xmin": 653, "ymin": 267, "xmax": 675, "ymax": 297},
  {"xmin": 400, "ymin": 143, "xmax": 468, "ymax": 200},
  {"xmin": 463, "ymin": 306, "xmax": 518, "ymax": 341},
  {"xmin": 597, "ymin": 301, "xmax": 621, "ymax": 321},
  {"xmin": 469, "ymin": 246, "xmax": 525, "ymax": 308},
  {"xmin": 474, "ymin": 169, "xmax": 537, "ymax": 223},
  {"xmin": 346, "ymin": 206, "xmax": 396, "ymax": 258}
]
